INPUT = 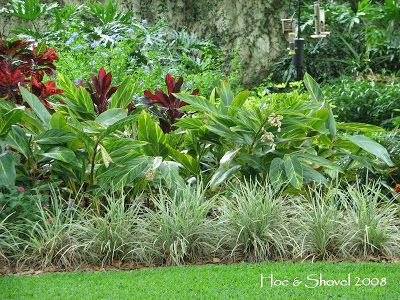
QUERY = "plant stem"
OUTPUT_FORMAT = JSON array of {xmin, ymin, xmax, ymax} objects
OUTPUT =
[{"xmin": 90, "ymin": 140, "xmax": 99, "ymax": 187}]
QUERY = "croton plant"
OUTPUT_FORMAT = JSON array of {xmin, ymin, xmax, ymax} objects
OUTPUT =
[
  {"xmin": 144, "ymin": 73, "xmax": 199, "ymax": 133},
  {"xmin": 0, "ymin": 37, "xmax": 63, "ymax": 108}
]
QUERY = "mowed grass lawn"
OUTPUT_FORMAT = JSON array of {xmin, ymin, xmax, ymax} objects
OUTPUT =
[{"xmin": 1, "ymin": 262, "xmax": 400, "ymax": 299}]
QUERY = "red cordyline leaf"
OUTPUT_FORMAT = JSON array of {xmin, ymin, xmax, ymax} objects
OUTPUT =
[
  {"xmin": 395, "ymin": 184, "xmax": 400, "ymax": 193},
  {"xmin": 143, "ymin": 73, "xmax": 199, "ymax": 133},
  {"xmin": 87, "ymin": 67, "xmax": 119, "ymax": 114}
]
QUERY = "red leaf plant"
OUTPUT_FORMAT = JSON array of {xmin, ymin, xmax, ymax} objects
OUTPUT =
[
  {"xmin": 0, "ymin": 37, "xmax": 32, "ymax": 60},
  {"xmin": 86, "ymin": 67, "xmax": 119, "ymax": 114},
  {"xmin": 0, "ymin": 61, "xmax": 27, "ymax": 103},
  {"xmin": 0, "ymin": 37, "xmax": 63, "ymax": 108},
  {"xmin": 144, "ymin": 73, "xmax": 199, "ymax": 133}
]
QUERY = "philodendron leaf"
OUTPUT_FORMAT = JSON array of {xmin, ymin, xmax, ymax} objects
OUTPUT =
[
  {"xmin": 283, "ymin": 154, "xmax": 303, "ymax": 189},
  {"xmin": 303, "ymin": 73, "xmax": 323, "ymax": 102},
  {"xmin": 19, "ymin": 86, "xmax": 51, "ymax": 126},
  {"xmin": 0, "ymin": 153, "xmax": 16, "ymax": 186},
  {"xmin": 345, "ymin": 135, "xmax": 394, "ymax": 166}
]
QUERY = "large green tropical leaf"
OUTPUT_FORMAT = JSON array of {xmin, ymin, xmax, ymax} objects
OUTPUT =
[
  {"xmin": 345, "ymin": 135, "xmax": 394, "ymax": 166},
  {"xmin": 36, "ymin": 129, "xmax": 76, "ymax": 145},
  {"xmin": 167, "ymin": 146, "xmax": 200, "ymax": 176},
  {"xmin": 303, "ymin": 73, "xmax": 323, "ymax": 102},
  {"xmin": 209, "ymin": 165, "xmax": 241, "ymax": 189},
  {"xmin": 57, "ymin": 74, "xmax": 95, "ymax": 114},
  {"xmin": 41, "ymin": 147, "xmax": 81, "ymax": 168},
  {"xmin": 6, "ymin": 126, "xmax": 31, "ymax": 159},
  {"xmin": 269, "ymin": 157, "xmax": 285, "ymax": 187},
  {"xmin": 137, "ymin": 112, "xmax": 168, "ymax": 157},
  {"xmin": 108, "ymin": 77, "xmax": 137, "ymax": 109},
  {"xmin": 95, "ymin": 108, "xmax": 127, "ymax": 126},
  {"xmin": 0, "ymin": 107, "xmax": 24, "ymax": 137},
  {"xmin": 218, "ymin": 80, "xmax": 234, "ymax": 107},
  {"xmin": 283, "ymin": 154, "xmax": 303, "ymax": 189},
  {"xmin": 176, "ymin": 93, "xmax": 222, "ymax": 114},
  {"xmin": 19, "ymin": 86, "xmax": 51, "ymax": 126},
  {"xmin": 0, "ymin": 153, "xmax": 16, "ymax": 186}
]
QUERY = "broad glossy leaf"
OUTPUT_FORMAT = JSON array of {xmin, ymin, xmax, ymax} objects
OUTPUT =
[
  {"xmin": 96, "ymin": 108, "xmax": 127, "ymax": 126},
  {"xmin": 108, "ymin": 77, "xmax": 137, "ymax": 109},
  {"xmin": 156, "ymin": 161, "xmax": 185, "ymax": 190},
  {"xmin": 219, "ymin": 80, "xmax": 234, "ymax": 107},
  {"xmin": 6, "ymin": 126, "xmax": 31, "ymax": 159},
  {"xmin": 345, "ymin": 135, "xmax": 394, "ymax": 166},
  {"xmin": 304, "ymin": 73, "xmax": 323, "ymax": 102},
  {"xmin": 19, "ymin": 86, "xmax": 51, "ymax": 126},
  {"xmin": 269, "ymin": 157, "xmax": 285, "ymax": 187},
  {"xmin": 283, "ymin": 154, "xmax": 303, "ymax": 189},
  {"xmin": 36, "ymin": 129, "xmax": 76, "ymax": 145},
  {"xmin": 337, "ymin": 122, "xmax": 385, "ymax": 132},
  {"xmin": 0, "ymin": 153, "xmax": 16, "ymax": 186},
  {"xmin": 57, "ymin": 74, "xmax": 95, "ymax": 114},
  {"xmin": 41, "ymin": 147, "xmax": 80, "ymax": 168},
  {"xmin": 302, "ymin": 165, "xmax": 328, "ymax": 185},
  {"xmin": 138, "ymin": 112, "xmax": 168, "ymax": 157},
  {"xmin": 167, "ymin": 146, "xmax": 200, "ymax": 175},
  {"xmin": 220, "ymin": 149, "xmax": 240, "ymax": 166},
  {"xmin": 209, "ymin": 165, "xmax": 241, "ymax": 189},
  {"xmin": 176, "ymin": 93, "xmax": 222, "ymax": 114},
  {"xmin": 0, "ymin": 108, "xmax": 24, "ymax": 137}
]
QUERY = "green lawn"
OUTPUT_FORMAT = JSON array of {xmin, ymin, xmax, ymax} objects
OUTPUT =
[{"xmin": 1, "ymin": 262, "xmax": 399, "ymax": 299}]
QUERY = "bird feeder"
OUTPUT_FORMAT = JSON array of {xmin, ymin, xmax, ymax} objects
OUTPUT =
[
  {"xmin": 288, "ymin": 32, "xmax": 296, "ymax": 56},
  {"xmin": 311, "ymin": 2, "xmax": 330, "ymax": 38},
  {"xmin": 281, "ymin": 18, "xmax": 295, "ymax": 36}
]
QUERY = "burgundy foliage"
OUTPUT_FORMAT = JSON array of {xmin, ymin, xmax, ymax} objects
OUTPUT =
[
  {"xmin": 86, "ymin": 67, "xmax": 119, "ymax": 114},
  {"xmin": 0, "ymin": 37, "xmax": 63, "ymax": 108},
  {"xmin": 144, "ymin": 73, "xmax": 199, "ymax": 133}
]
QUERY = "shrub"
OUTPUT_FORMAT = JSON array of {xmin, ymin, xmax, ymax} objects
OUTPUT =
[
  {"xmin": 219, "ymin": 180, "xmax": 291, "ymax": 262},
  {"xmin": 0, "ymin": 186, "xmax": 47, "ymax": 226},
  {"xmin": 324, "ymin": 77, "xmax": 400, "ymax": 127},
  {"xmin": 340, "ymin": 181, "xmax": 400, "ymax": 257},
  {"xmin": 138, "ymin": 184, "xmax": 218, "ymax": 265},
  {"xmin": 0, "ymin": 37, "xmax": 63, "ymax": 107}
]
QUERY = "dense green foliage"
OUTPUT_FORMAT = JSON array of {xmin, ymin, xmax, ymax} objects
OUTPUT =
[
  {"xmin": 0, "ymin": 0, "xmax": 399, "ymax": 273},
  {"xmin": 324, "ymin": 77, "xmax": 400, "ymax": 127}
]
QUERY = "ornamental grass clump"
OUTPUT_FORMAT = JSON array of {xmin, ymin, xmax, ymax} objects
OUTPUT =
[
  {"xmin": 0, "ymin": 217, "xmax": 20, "ymax": 266},
  {"xmin": 292, "ymin": 186, "xmax": 345, "ymax": 260},
  {"xmin": 138, "ymin": 184, "xmax": 218, "ymax": 266},
  {"xmin": 19, "ymin": 197, "xmax": 87, "ymax": 269},
  {"xmin": 340, "ymin": 181, "xmax": 400, "ymax": 258},
  {"xmin": 81, "ymin": 192, "xmax": 141, "ymax": 265},
  {"xmin": 219, "ymin": 180, "xmax": 292, "ymax": 262}
]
